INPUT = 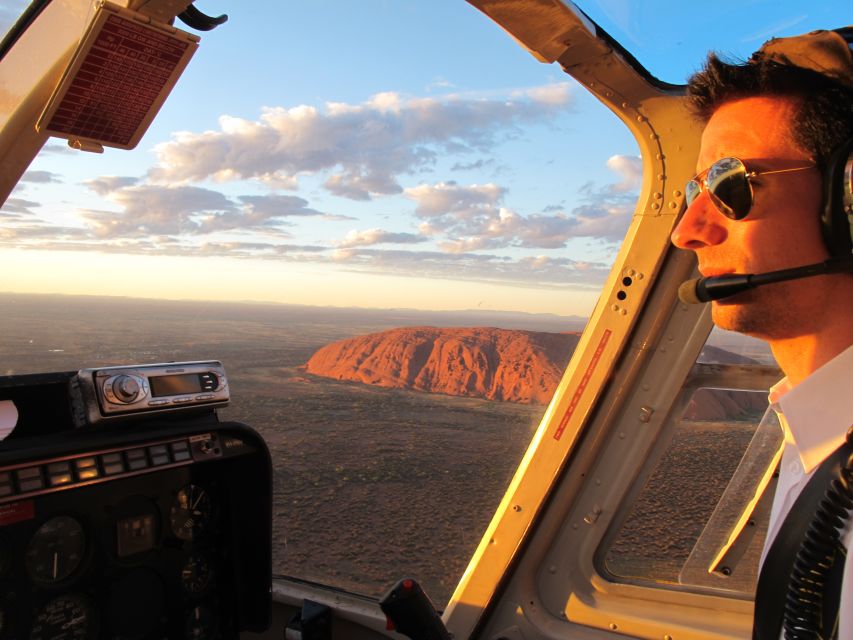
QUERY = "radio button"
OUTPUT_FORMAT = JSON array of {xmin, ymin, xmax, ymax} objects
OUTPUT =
[
  {"xmin": 195, "ymin": 394, "xmax": 215, "ymax": 401},
  {"xmin": 113, "ymin": 375, "xmax": 141, "ymax": 403},
  {"xmin": 75, "ymin": 457, "xmax": 99, "ymax": 480},
  {"xmin": 102, "ymin": 452, "xmax": 125, "ymax": 476},
  {"xmin": 16, "ymin": 466, "xmax": 44, "ymax": 492},
  {"xmin": 171, "ymin": 441, "xmax": 192, "ymax": 462},
  {"xmin": 126, "ymin": 448, "xmax": 148, "ymax": 471},
  {"xmin": 47, "ymin": 462, "xmax": 73, "ymax": 487},
  {"xmin": 148, "ymin": 400, "xmax": 170, "ymax": 407},
  {"xmin": 172, "ymin": 397, "xmax": 192, "ymax": 404},
  {"xmin": 0, "ymin": 472, "xmax": 13, "ymax": 497},
  {"xmin": 149, "ymin": 445, "xmax": 170, "ymax": 466}
]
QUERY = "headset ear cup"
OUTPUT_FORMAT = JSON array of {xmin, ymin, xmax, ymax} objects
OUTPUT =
[{"xmin": 821, "ymin": 136, "xmax": 853, "ymax": 258}]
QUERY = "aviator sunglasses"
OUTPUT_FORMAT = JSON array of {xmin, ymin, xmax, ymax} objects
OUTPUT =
[{"xmin": 684, "ymin": 157, "xmax": 815, "ymax": 220}]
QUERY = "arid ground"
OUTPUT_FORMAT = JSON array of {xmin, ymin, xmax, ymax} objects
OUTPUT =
[{"xmin": 0, "ymin": 293, "xmax": 768, "ymax": 604}]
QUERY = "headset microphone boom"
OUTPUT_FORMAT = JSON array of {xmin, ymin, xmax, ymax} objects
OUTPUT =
[{"xmin": 677, "ymin": 257, "xmax": 853, "ymax": 304}]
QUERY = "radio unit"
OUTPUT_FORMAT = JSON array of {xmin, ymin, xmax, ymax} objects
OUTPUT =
[{"xmin": 71, "ymin": 361, "xmax": 229, "ymax": 426}]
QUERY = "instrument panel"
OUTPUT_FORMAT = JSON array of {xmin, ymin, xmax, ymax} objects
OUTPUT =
[{"xmin": 0, "ymin": 383, "xmax": 272, "ymax": 640}]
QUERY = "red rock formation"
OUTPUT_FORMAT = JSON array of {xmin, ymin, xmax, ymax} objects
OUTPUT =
[
  {"xmin": 305, "ymin": 327, "xmax": 771, "ymax": 420},
  {"xmin": 305, "ymin": 327, "xmax": 580, "ymax": 404}
]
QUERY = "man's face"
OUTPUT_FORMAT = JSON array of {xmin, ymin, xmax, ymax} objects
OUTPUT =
[{"xmin": 670, "ymin": 95, "xmax": 829, "ymax": 340}]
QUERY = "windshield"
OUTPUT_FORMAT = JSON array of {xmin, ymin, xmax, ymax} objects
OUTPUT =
[
  {"xmin": 577, "ymin": 0, "xmax": 850, "ymax": 84},
  {"xmin": 1, "ymin": 0, "xmax": 637, "ymax": 603}
]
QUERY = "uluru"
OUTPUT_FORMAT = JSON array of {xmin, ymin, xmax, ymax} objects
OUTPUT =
[
  {"xmin": 304, "ymin": 326, "xmax": 580, "ymax": 405},
  {"xmin": 304, "ymin": 326, "xmax": 772, "ymax": 419}
]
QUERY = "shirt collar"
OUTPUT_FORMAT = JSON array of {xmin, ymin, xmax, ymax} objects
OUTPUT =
[{"xmin": 769, "ymin": 344, "xmax": 853, "ymax": 473}]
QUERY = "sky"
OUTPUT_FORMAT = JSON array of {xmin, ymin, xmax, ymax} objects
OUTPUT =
[{"xmin": 0, "ymin": 0, "xmax": 845, "ymax": 315}]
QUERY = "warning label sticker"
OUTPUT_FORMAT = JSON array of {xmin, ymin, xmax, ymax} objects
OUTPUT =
[
  {"xmin": 42, "ymin": 8, "xmax": 196, "ymax": 148},
  {"xmin": 0, "ymin": 500, "xmax": 35, "ymax": 527},
  {"xmin": 553, "ymin": 329, "xmax": 612, "ymax": 441}
]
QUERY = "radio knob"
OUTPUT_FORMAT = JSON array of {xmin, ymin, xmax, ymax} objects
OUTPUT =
[{"xmin": 112, "ymin": 375, "xmax": 141, "ymax": 403}]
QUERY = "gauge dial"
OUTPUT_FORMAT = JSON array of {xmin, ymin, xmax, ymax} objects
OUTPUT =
[
  {"xmin": 185, "ymin": 604, "xmax": 216, "ymax": 640},
  {"xmin": 30, "ymin": 594, "xmax": 96, "ymax": 640},
  {"xmin": 180, "ymin": 553, "xmax": 213, "ymax": 594},
  {"xmin": 170, "ymin": 484, "xmax": 213, "ymax": 541},
  {"xmin": 25, "ymin": 516, "xmax": 86, "ymax": 585}
]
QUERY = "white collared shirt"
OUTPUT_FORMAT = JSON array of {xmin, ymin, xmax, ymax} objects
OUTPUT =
[{"xmin": 760, "ymin": 344, "xmax": 853, "ymax": 638}]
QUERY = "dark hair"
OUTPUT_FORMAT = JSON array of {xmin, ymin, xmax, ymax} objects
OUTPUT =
[{"xmin": 686, "ymin": 53, "xmax": 853, "ymax": 167}]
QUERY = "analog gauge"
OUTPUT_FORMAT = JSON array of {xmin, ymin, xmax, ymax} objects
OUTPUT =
[
  {"xmin": 170, "ymin": 484, "xmax": 213, "ymax": 541},
  {"xmin": 180, "ymin": 553, "xmax": 213, "ymax": 594},
  {"xmin": 30, "ymin": 594, "xmax": 97, "ymax": 640},
  {"xmin": 25, "ymin": 516, "xmax": 86, "ymax": 585},
  {"xmin": 185, "ymin": 604, "xmax": 216, "ymax": 640}
]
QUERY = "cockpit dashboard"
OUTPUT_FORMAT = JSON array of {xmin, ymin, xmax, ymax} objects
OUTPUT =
[{"xmin": 0, "ymin": 365, "xmax": 272, "ymax": 640}]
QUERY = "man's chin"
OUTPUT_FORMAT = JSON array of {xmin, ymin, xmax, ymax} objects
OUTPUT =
[{"xmin": 709, "ymin": 294, "xmax": 765, "ymax": 335}]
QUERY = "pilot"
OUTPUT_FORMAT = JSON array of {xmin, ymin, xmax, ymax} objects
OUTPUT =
[{"xmin": 670, "ymin": 29, "xmax": 853, "ymax": 639}]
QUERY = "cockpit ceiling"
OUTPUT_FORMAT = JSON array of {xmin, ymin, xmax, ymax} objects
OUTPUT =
[{"xmin": 572, "ymin": 1, "xmax": 848, "ymax": 84}]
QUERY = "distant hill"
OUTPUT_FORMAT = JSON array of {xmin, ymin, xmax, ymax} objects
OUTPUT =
[
  {"xmin": 305, "ymin": 327, "xmax": 580, "ymax": 404},
  {"xmin": 305, "ymin": 327, "xmax": 774, "ymax": 422}
]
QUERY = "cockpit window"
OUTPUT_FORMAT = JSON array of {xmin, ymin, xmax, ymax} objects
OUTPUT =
[
  {"xmin": 2, "ymin": 1, "xmax": 640, "ymax": 605},
  {"xmin": 0, "ymin": 0, "xmax": 32, "ymax": 44},
  {"xmin": 576, "ymin": 1, "xmax": 849, "ymax": 85},
  {"xmin": 601, "ymin": 329, "xmax": 783, "ymax": 593}
]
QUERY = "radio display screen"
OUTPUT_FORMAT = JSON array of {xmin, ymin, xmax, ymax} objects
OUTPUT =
[{"xmin": 150, "ymin": 373, "xmax": 203, "ymax": 397}]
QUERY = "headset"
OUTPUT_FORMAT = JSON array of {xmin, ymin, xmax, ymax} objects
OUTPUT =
[{"xmin": 821, "ymin": 134, "xmax": 853, "ymax": 258}]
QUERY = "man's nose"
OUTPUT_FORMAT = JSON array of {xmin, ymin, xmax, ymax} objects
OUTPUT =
[{"xmin": 670, "ymin": 193, "xmax": 728, "ymax": 250}]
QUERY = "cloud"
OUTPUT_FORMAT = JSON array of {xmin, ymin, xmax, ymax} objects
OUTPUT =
[
  {"xmin": 403, "ymin": 154, "xmax": 640, "ymax": 250},
  {"xmin": 1, "ymin": 197, "xmax": 41, "ymax": 216},
  {"xmin": 75, "ymin": 183, "xmax": 326, "ymax": 238},
  {"xmin": 85, "ymin": 176, "xmax": 139, "ymax": 195},
  {"xmin": 450, "ymin": 158, "xmax": 494, "ymax": 172},
  {"xmin": 326, "ymin": 247, "xmax": 610, "ymax": 288},
  {"xmin": 334, "ymin": 228, "xmax": 427, "ymax": 248},
  {"xmin": 605, "ymin": 154, "xmax": 642, "ymax": 193},
  {"xmin": 21, "ymin": 170, "xmax": 62, "ymax": 184},
  {"xmin": 405, "ymin": 182, "xmax": 505, "ymax": 217},
  {"xmin": 148, "ymin": 84, "xmax": 573, "ymax": 200},
  {"xmin": 238, "ymin": 194, "xmax": 323, "ymax": 219}
]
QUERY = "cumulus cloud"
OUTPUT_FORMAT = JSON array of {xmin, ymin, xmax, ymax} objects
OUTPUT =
[
  {"xmin": 606, "ymin": 154, "xmax": 642, "ymax": 192},
  {"xmin": 334, "ymin": 228, "xmax": 427, "ymax": 249},
  {"xmin": 1, "ymin": 197, "xmax": 41, "ymax": 216},
  {"xmin": 148, "ymin": 84, "xmax": 573, "ymax": 200},
  {"xmin": 21, "ymin": 170, "xmax": 62, "ymax": 184},
  {"xmin": 85, "ymin": 176, "xmax": 139, "ymax": 195},
  {"xmin": 76, "ymin": 183, "xmax": 325, "ymax": 238},
  {"xmin": 402, "ymin": 154, "xmax": 640, "ymax": 250},
  {"xmin": 406, "ymin": 182, "xmax": 505, "ymax": 217}
]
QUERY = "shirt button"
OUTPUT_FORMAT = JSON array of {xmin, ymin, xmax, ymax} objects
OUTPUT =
[{"xmin": 788, "ymin": 461, "xmax": 802, "ymax": 475}]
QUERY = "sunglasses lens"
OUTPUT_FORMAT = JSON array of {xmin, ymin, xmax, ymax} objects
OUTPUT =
[
  {"xmin": 685, "ymin": 180, "xmax": 700, "ymax": 207},
  {"xmin": 706, "ymin": 157, "xmax": 752, "ymax": 220}
]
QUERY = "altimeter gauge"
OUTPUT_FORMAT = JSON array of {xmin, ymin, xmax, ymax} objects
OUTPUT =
[
  {"xmin": 25, "ymin": 516, "xmax": 86, "ymax": 585},
  {"xmin": 180, "ymin": 553, "xmax": 213, "ymax": 594},
  {"xmin": 30, "ymin": 594, "xmax": 97, "ymax": 640},
  {"xmin": 170, "ymin": 484, "xmax": 214, "ymax": 541}
]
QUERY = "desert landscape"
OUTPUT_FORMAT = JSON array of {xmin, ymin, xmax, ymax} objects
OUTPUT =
[{"xmin": 0, "ymin": 292, "xmax": 772, "ymax": 604}]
